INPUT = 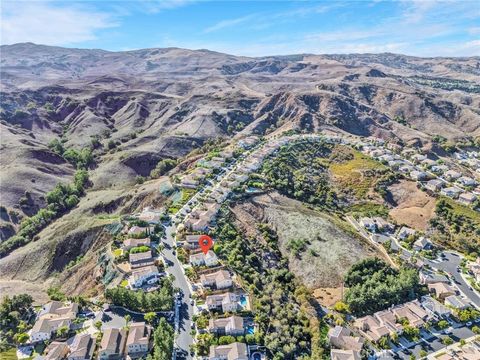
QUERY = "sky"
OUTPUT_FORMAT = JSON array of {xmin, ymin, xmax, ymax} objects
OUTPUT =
[{"xmin": 1, "ymin": 0, "xmax": 479, "ymax": 57}]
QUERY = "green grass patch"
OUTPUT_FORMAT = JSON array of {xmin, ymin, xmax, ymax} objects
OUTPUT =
[
  {"xmin": 330, "ymin": 147, "xmax": 387, "ymax": 198},
  {"xmin": 120, "ymin": 279, "xmax": 129, "ymax": 287},
  {"xmin": 113, "ymin": 248, "xmax": 123, "ymax": 258},
  {"xmin": 347, "ymin": 202, "xmax": 390, "ymax": 218}
]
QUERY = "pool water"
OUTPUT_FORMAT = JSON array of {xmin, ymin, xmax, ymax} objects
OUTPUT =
[
  {"xmin": 239, "ymin": 295, "xmax": 248, "ymax": 307},
  {"xmin": 246, "ymin": 325, "xmax": 255, "ymax": 334}
]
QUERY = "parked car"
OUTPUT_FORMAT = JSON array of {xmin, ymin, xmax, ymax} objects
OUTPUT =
[{"xmin": 466, "ymin": 321, "xmax": 473, "ymax": 326}]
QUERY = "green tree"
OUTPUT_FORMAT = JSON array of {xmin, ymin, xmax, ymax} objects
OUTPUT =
[
  {"xmin": 56, "ymin": 325, "xmax": 69, "ymax": 338},
  {"xmin": 437, "ymin": 320, "xmax": 449, "ymax": 330},
  {"xmin": 442, "ymin": 336, "xmax": 454, "ymax": 345},
  {"xmin": 152, "ymin": 318, "xmax": 174, "ymax": 360},
  {"xmin": 144, "ymin": 312, "xmax": 156, "ymax": 324},
  {"xmin": 13, "ymin": 332, "xmax": 29, "ymax": 344}
]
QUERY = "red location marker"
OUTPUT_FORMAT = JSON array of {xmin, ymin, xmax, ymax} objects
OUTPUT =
[{"xmin": 198, "ymin": 235, "xmax": 214, "ymax": 254}]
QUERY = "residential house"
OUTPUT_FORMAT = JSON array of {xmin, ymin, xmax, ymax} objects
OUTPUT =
[
  {"xmin": 68, "ymin": 333, "xmax": 95, "ymax": 360},
  {"xmin": 30, "ymin": 301, "xmax": 78, "ymax": 343},
  {"xmin": 444, "ymin": 295, "xmax": 470, "ymax": 310},
  {"xmin": 378, "ymin": 154, "xmax": 395, "ymax": 162},
  {"xmin": 420, "ymin": 270, "xmax": 450, "ymax": 285},
  {"xmin": 399, "ymin": 165, "xmax": 415, "ymax": 174},
  {"xmin": 129, "ymin": 251, "xmax": 154, "ymax": 269},
  {"xmin": 126, "ymin": 322, "xmax": 151, "ymax": 358},
  {"xmin": 200, "ymin": 270, "xmax": 233, "ymax": 289},
  {"xmin": 354, "ymin": 300, "xmax": 430, "ymax": 342},
  {"xmin": 123, "ymin": 237, "xmax": 150, "ymax": 250},
  {"xmin": 137, "ymin": 207, "xmax": 161, "ymax": 224},
  {"xmin": 209, "ymin": 342, "xmax": 248, "ymax": 360},
  {"xmin": 421, "ymin": 158, "xmax": 437, "ymax": 168},
  {"xmin": 391, "ymin": 300, "xmax": 429, "ymax": 328},
  {"xmin": 98, "ymin": 328, "xmax": 127, "ymax": 360},
  {"xmin": 431, "ymin": 165, "xmax": 449, "ymax": 174},
  {"xmin": 440, "ymin": 187, "xmax": 463, "ymax": 199},
  {"xmin": 413, "ymin": 237, "xmax": 433, "ymax": 251},
  {"xmin": 328, "ymin": 326, "xmax": 364, "ymax": 353},
  {"xmin": 459, "ymin": 193, "xmax": 478, "ymax": 206},
  {"xmin": 467, "ymin": 259, "xmax": 480, "ymax": 283},
  {"xmin": 388, "ymin": 159, "xmax": 406, "ymax": 169},
  {"xmin": 425, "ymin": 179, "xmax": 444, "ymax": 192},
  {"xmin": 410, "ymin": 170, "xmax": 428, "ymax": 181},
  {"xmin": 421, "ymin": 296, "xmax": 451, "ymax": 320},
  {"xmin": 330, "ymin": 350, "xmax": 361, "ymax": 360},
  {"xmin": 129, "ymin": 265, "xmax": 159, "ymax": 288},
  {"xmin": 444, "ymin": 170, "xmax": 462, "ymax": 181},
  {"xmin": 128, "ymin": 226, "xmax": 148, "ymax": 237},
  {"xmin": 373, "ymin": 217, "xmax": 394, "ymax": 233},
  {"xmin": 179, "ymin": 176, "xmax": 199, "ymax": 189},
  {"xmin": 208, "ymin": 316, "xmax": 244, "ymax": 336},
  {"xmin": 353, "ymin": 315, "xmax": 390, "ymax": 342},
  {"xmin": 398, "ymin": 226, "xmax": 416, "ymax": 240},
  {"xmin": 428, "ymin": 282, "xmax": 456, "ymax": 301},
  {"xmin": 184, "ymin": 234, "xmax": 201, "ymax": 249},
  {"xmin": 44, "ymin": 341, "xmax": 69, "ymax": 360},
  {"xmin": 457, "ymin": 176, "xmax": 476, "ymax": 187},
  {"xmin": 189, "ymin": 251, "xmax": 219, "ymax": 267},
  {"xmin": 359, "ymin": 217, "xmax": 376, "ymax": 232},
  {"xmin": 206, "ymin": 292, "xmax": 238, "ymax": 312},
  {"xmin": 411, "ymin": 154, "xmax": 427, "ymax": 164},
  {"xmin": 435, "ymin": 343, "xmax": 480, "ymax": 360}
]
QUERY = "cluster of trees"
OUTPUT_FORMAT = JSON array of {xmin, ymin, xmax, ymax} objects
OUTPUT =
[
  {"xmin": 0, "ymin": 294, "xmax": 33, "ymax": 350},
  {"xmin": 48, "ymin": 139, "xmax": 94, "ymax": 169},
  {"xmin": 456, "ymin": 307, "xmax": 480, "ymax": 322},
  {"xmin": 105, "ymin": 279, "xmax": 174, "ymax": 312},
  {"xmin": 150, "ymin": 159, "xmax": 177, "ymax": 178},
  {"xmin": 430, "ymin": 198, "xmax": 480, "ymax": 255},
  {"xmin": 212, "ymin": 209, "xmax": 327, "ymax": 360},
  {"xmin": 261, "ymin": 140, "xmax": 338, "ymax": 209},
  {"xmin": 0, "ymin": 170, "xmax": 91, "ymax": 257},
  {"xmin": 146, "ymin": 318, "xmax": 174, "ymax": 360},
  {"xmin": 344, "ymin": 258, "xmax": 421, "ymax": 316}
]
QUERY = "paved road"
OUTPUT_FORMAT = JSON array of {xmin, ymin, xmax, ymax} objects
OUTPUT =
[
  {"xmin": 162, "ymin": 225, "xmax": 194, "ymax": 359},
  {"xmin": 389, "ymin": 235, "xmax": 480, "ymax": 309},
  {"xmin": 425, "ymin": 252, "xmax": 480, "ymax": 309}
]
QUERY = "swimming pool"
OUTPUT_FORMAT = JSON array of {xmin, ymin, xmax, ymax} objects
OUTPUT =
[
  {"xmin": 246, "ymin": 325, "xmax": 255, "ymax": 334},
  {"xmin": 239, "ymin": 295, "xmax": 248, "ymax": 307}
]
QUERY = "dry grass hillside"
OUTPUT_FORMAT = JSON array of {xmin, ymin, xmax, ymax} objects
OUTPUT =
[{"xmin": 231, "ymin": 192, "xmax": 380, "ymax": 288}]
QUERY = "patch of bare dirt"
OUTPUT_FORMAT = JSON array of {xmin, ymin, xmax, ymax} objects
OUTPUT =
[
  {"xmin": 313, "ymin": 287, "xmax": 344, "ymax": 308},
  {"xmin": 388, "ymin": 180, "xmax": 437, "ymax": 231},
  {"xmin": 231, "ymin": 192, "xmax": 380, "ymax": 288}
]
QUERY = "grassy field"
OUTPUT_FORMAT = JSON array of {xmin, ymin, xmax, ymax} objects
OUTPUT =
[
  {"xmin": 330, "ymin": 147, "xmax": 387, "ymax": 198},
  {"xmin": 0, "ymin": 349, "xmax": 17, "ymax": 360}
]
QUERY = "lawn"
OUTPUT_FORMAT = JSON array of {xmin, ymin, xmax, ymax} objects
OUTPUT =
[
  {"xmin": 330, "ymin": 147, "xmax": 387, "ymax": 198},
  {"xmin": 113, "ymin": 248, "xmax": 123, "ymax": 258}
]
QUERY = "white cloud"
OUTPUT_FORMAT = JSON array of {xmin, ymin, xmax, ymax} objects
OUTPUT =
[
  {"xmin": 0, "ymin": 1, "xmax": 118, "ymax": 46},
  {"xmin": 203, "ymin": 14, "xmax": 258, "ymax": 33},
  {"xmin": 137, "ymin": 0, "xmax": 196, "ymax": 13}
]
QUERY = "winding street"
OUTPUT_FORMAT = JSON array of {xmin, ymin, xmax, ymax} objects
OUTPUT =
[{"xmin": 389, "ymin": 236, "xmax": 480, "ymax": 309}]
